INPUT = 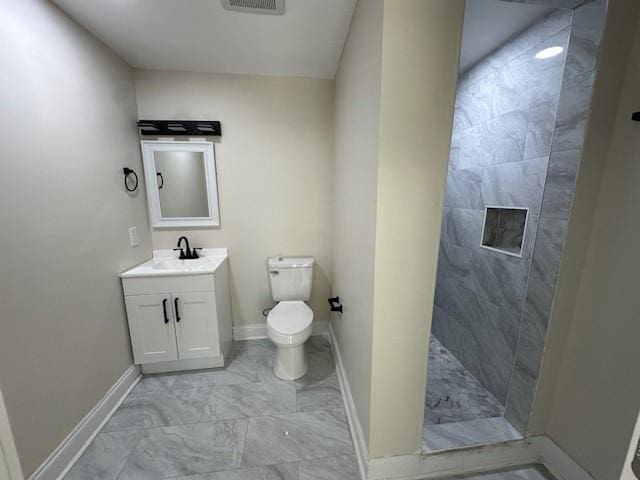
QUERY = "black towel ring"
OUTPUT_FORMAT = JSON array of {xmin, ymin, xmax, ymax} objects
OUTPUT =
[{"xmin": 123, "ymin": 167, "xmax": 139, "ymax": 192}]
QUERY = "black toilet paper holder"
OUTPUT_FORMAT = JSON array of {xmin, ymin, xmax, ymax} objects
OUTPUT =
[{"xmin": 328, "ymin": 296, "xmax": 343, "ymax": 314}]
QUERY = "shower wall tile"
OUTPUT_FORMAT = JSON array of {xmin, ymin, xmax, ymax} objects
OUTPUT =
[
  {"xmin": 452, "ymin": 111, "xmax": 528, "ymax": 170},
  {"xmin": 504, "ymin": 0, "xmax": 606, "ymax": 431},
  {"xmin": 441, "ymin": 208, "xmax": 485, "ymax": 249},
  {"xmin": 444, "ymin": 168, "xmax": 484, "ymax": 209},
  {"xmin": 516, "ymin": 312, "xmax": 547, "ymax": 381},
  {"xmin": 564, "ymin": 25, "xmax": 601, "ymax": 78},
  {"xmin": 454, "ymin": 72, "xmax": 496, "ymax": 131},
  {"xmin": 435, "ymin": 8, "xmax": 577, "ymax": 409},
  {"xmin": 504, "ymin": 366, "xmax": 536, "ymax": 433},
  {"xmin": 523, "ymin": 97, "xmax": 560, "ymax": 160},
  {"xmin": 466, "ymin": 249, "xmax": 529, "ymax": 313},
  {"xmin": 492, "ymin": 29, "xmax": 570, "ymax": 117},
  {"xmin": 571, "ymin": 0, "xmax": 606, "ymax": 30},
  {"xmin": 433, "ymin": 276, "xmax": 517, "ymax": 403},
  {"xmin": 514, "ymin": 219, "xmax": 567, "ymax": 371},
  {"xmin": 540, "ymin": 150, "xmax": 581, "ymax": 219},
  {"xmin": 505, "ymin": 218, "xmax": 568, "ymax": 432},
  {"xmin": 480, "ymin": 157, "xmax": 548, "ymax": 213},
  {"xmin": 524, "ymin": 218, "xmax": 567, "ymax": 321},
  {"xmin": 551, "ymin": 70, "xmax": 597, "ymax": 152},
  {"xmin": 520, "ymin": 214, "xmax": 539, "ymax": 261},
  {"xmin": 437, "ymin": 241, "xmax": 473, "ymax": 282}
]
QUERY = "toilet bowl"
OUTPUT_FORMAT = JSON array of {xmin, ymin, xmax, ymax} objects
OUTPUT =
[{"xmin": 267, "ymin": 300, "xmax": 313, "ymax": 380}]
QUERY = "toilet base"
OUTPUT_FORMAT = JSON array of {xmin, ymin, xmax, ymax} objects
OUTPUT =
[{"xmin": 273, "ymin": 344, "xmax": 308, "ymax": 380}]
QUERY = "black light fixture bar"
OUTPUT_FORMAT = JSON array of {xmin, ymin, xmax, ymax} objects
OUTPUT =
[
  {"xmin": 632, "ymin": 112, "xmax": 640, "ymax": 122},
  {"xmin": 137, "ymin": 120, "xmax": 222, "ymax": 136}
]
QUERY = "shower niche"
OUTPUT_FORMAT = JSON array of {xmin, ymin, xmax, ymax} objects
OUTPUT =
[{"xmin": 481, "ymin": 207, "xmax": 528, "ymax": 257}]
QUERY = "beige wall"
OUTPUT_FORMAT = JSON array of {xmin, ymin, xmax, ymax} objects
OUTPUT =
[
  {"xmin": 331, "ymin": 0, "xmax": 463, "ymax": 457},
  {"xmin": 134, "ymin": 71, "xmax": 334, "ymax": 328},
  {"xmin": 621, "ymin": 411, "xmax": 640, "ymax": 480},
  {"xmin": 530, "ymin": 2, "xmax": 640, "ymax": 479},
  {"xmin": 0, "ymin": 0, "xmax": 152, "ymax": 475},
  {"xmin": 331, "ymin": 0, "xmax": 384, "ymax": 446},
  {"xmin": 367, "ymin": 0, "xmax": 464, "ymax": 457}
]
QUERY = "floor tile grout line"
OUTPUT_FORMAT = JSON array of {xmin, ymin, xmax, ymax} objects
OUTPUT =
[
  {"xmin": 104, "ymin": 398, "xmax": 348, "ymax": 434},
  {"xmin": 114, "ymin": 429, "xmax": 147, "ymax": 480},
  {"xmin": 84, "ymin": 340, "xmax": 345, "ymax": 479}
]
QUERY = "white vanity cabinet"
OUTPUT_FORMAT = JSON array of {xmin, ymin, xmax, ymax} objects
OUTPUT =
[{"xmin": 120, "ymin": 250, "xmax": 232, "ymax": 374}]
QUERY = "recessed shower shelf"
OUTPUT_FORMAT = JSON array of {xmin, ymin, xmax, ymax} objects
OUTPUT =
[{"xmin": 481, "ymin": 207, "xmax": 529, "ymax": 258}]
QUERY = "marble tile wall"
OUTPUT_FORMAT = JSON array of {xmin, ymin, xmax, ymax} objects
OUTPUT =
[
  {"xmin": 505, "ymin": 0, "xmax": 608, "ymax": 433},
  {"xmin": 433, "ymin": 9, "xmax": 571, "ymax": 405}
]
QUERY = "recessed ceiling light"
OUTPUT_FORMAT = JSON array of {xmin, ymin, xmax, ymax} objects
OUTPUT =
[{"xmin": 535, "ymin": 46, "xmax": 564, "ymax": 59}]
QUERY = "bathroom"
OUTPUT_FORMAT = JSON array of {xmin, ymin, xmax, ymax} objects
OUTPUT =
[{"xmin": 1, "ymin": 1, "xmax": 640, "ymax": 480}]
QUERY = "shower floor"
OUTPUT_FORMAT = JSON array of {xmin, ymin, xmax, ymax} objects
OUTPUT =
[
  {"xmin": 425, "ymin": 336, "xmax": 504, "ymax": 425},
  {"xmin": 423, "ymin": 336, "xmax": 521, "ymax": 451}
]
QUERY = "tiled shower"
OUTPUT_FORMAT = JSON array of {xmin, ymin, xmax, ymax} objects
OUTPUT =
[{"xmin": 425, "ymin": 0, "xmax": 607, "ymax": 450}]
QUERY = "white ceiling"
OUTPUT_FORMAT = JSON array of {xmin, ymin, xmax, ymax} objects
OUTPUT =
[
  {"xmin": 52, "ymin": 0, "xmax": 357, "ymax": 79},
  {"xmin": 460, "ymin": 0, "xmax": 556, "ymax": 73},
  {"xmin": 53, "ymin": 0, "xmax": 558, "ymax": 80}
]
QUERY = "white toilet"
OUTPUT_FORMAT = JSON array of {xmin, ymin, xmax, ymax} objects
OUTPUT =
[{"xmin": 266, "ymin": 256, "xmax": 314, "ymax": 380}]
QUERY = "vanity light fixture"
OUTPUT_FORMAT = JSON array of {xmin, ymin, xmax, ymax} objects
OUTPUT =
[
  {"xmin": 535, "ymin": 46, "xmax": 564, "ymax": 59},
  {"xmin": 136, "ymin": 120, "xmax": 222, "ymax": 137}
]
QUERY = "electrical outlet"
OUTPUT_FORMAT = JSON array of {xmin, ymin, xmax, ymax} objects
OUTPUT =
[{"xmin": 128, "ymin": 226, "xmax": 139, "ymax": 247}]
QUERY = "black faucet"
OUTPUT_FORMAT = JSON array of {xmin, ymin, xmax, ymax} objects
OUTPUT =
[{"xmin": 174, "ymin": 236, "xmax": 201, "ymax": 260}]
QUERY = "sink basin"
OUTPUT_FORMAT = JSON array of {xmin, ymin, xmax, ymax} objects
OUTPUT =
[{"xmin": 120, "ymin": 249, "xmax": 227, "ymax": 278}]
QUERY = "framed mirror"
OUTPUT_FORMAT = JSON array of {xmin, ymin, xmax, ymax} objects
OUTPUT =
[{"xmin": 141, "ymin": 140, "xmax": 220, "ymax": 228}]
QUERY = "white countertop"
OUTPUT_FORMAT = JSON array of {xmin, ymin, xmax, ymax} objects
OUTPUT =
[{"xmin": 120, "ymin": 248, "xmax": 228, "ymax": 278}]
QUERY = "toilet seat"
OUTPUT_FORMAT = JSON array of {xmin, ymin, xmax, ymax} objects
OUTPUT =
[
  {"xmin": 267, "ymin": 301, "xmax": 313, "ymax": 345},
  {"xmin": 266, "ymin": 301, "xmax": 313, "ymax": 380}
]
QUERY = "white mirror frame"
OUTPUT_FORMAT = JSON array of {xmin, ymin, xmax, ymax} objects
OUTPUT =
[{"xmin": 141, "ymin": 140, "xmax": 220, "ymax": 228}]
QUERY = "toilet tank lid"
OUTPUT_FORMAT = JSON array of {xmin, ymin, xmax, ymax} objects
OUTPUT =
[{"xmin": 268, "ymin": 256, "xmax": 314, "ymax": 268}]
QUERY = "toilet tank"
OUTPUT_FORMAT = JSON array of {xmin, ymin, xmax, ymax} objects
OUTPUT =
[{"xmin": 268, "ymin": 256, "xmax": 314, "ymax": 301}]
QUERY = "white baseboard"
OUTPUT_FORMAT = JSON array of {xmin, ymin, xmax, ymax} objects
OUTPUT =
[
  {"xmin": 233, "ymin": 323, "xmax": 269, "ymax": 340},
  {"xmin": 29, "ymin": 365, "xmax": 140, "ymax": 480},
  {"xmin": 531, "ymin": 436, "xmax": 594, "ymax": 480},
  {"xmin": 233, "ymin": 320, "xmax": 329, "ymax": 341},
  {"xmin": 0, "ymin": 388, "xmax": 24, "ymax": 480},
  {"xmin": 328, "ymin": 323, "xmax": 369, "ymax": 480},
  {"xmin": 367, "ymin": 440, "xmax": 538, "ymax": 480},
  {"xmin": 327, "ymin": 325, "xmax": 590, "ymax": 480}
]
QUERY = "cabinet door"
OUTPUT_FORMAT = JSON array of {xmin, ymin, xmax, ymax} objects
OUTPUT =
[
  {"xmin": 173, "ymin": 292, "xmax": 220, "ymax": 360},
  {"xmin": 125, "ymin": 294, "xmax": 178, "ymax": 364}
]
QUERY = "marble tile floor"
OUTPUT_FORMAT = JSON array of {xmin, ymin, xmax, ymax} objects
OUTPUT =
[
  {"xmin": 423, "ymin": 337, "xmax": 521, "ymax": 452},
  {"xmin": 65, "ymin": 336, "xmax": 360, "ymax": 480},
  {"xmin": 425, "ymin": 337, "xmax": 504, "ymax": 425}
]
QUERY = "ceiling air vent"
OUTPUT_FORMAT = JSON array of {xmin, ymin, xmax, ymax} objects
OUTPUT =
[{"xmin": 221, "ymin": 0, "xmax": 285, "ymax": 15}]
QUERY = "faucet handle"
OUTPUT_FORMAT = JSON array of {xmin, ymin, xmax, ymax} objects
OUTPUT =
[
  {"xmin": 173, "ymin": 248, "xmax": 186, "ymax": 259},
  {"xmin": 192, "ymin": 248, "xmax": 203, "ymax": 259}
]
